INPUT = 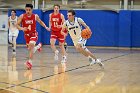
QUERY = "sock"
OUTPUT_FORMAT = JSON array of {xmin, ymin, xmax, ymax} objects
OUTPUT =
[{"xmin": 29, "ymin": 59, "xmax": 32, "ymax": 63}]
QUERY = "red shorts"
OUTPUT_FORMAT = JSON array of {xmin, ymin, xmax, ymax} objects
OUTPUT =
[
  {"xmin": 24, "ymin": 32, "xmax": 38, "ymax": 45},
  {"xmin": 51, "ymin": 30, "xmax": 65, "ymax": 43}
]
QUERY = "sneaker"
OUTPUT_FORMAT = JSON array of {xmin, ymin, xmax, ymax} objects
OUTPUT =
[
  {"xmin": 54, "ymin": 50, "xmax": 59, "ymax": 61},
  {"xmin": 24, "ymin": 61, "xmax": 32, "ymax": 70},
  {"xmin": 96, "ymin": 59, "xmax": 104, "ymax": 69},
  {"xmin": 61, "ymin": 56, "xmax": 67, "ymax": 63},
  {"xmin": 37, "ymin": 43, "xmax": 42, "ymax": 52},
  {"xmin": 88, "ymin": 57, "xmax": 96, "ymax": 65}
]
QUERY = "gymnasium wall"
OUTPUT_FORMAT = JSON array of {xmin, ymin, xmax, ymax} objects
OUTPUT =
[{"xmin": 8, "ymin": 10, "xmax": 140, "ymax": 47}]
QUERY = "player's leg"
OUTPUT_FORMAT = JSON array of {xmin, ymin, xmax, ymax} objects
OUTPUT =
[
  {"xmin": 9, "ymin": 34, "xmax": 16, "ymax": 56},
  {"xmin": 33, "ymin": 43, "xmax": 42, "ymax": 53},
  {"xmin": 63, "ymin": 29, "xmax": 68, "ymax": 51},
  {"xmin": 50, "ymin": 38, "xmax": 57, "ymax": 52},
  {"xmin": 12, "ymin": 36, "xmax": 17, "ymax": 55},
  {"xmin": 58, "ymin": 32, "xmax": 67, "ymax": 63},
  {"xmin": 74, "ymin": 38, "xmax": 104, "ymax": 68},
  {"xmin": 75, "ymin": 44, "xmax": 97, "ymax": 60},
  {"xmin": 29, "ymin": 41, "xmax": 36, "ymax": 59},
  {"xmin": 9, "ymin": 31, "xmax": 14, "ymax": 49},
  {"xmin": 24, "ymin": 35, "xmax": 32, "ymax": 69},
  {"xmin": 9, "ymin": 35, "xmax": 13, "ymax": 46},
  {"xmin": 64, "ymin": 41, "xmax": 67, "ymax": 51},
  {"xmin": 76, "ymin": 44, "xmax": 104, "ymax": 67},
  {"xmin": 50, "ymin": 32, "xmax": 59, "ymax": 61},
  {"xmin": 24, "ymin": 34, "xmax": 37, "ymax": 69},
  {"xmin": 58, "ymin": 38, "xmax": 67, "ymax": 63},
  {"xmin": 50, "ymin": 38, "xmax": 59, "ymax": 61}
]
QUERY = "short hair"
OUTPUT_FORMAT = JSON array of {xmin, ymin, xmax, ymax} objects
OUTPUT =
[
  {"xmin": 11, "ymin": 9, "xmax": 16, "ymax": 13},
  {"xmin": 68, "ymin": 10, "xmax": 76, "ymax": 15},
  {"xmin": 53, "ymin": 4, "xmax": 60, "ymax": 9},
  {"xmin": 25, "ymin": 4, "xmax": 33, "ymax": 9}
]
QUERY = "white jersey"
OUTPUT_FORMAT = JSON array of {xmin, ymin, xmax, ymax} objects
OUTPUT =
[
  {"xmin": 64, "ymin": 17, "xmax": 83, "ymax": 41},
  {"xmin": 9, "ymin": 16, "xmax": 19, "ymax": 36},
  {"xmin": 9, "ymin": 16, "xmax": 18, "ymax": 31}
]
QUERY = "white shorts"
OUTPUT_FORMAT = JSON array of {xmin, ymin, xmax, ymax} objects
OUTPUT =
[
  {"xmin": 73, "ymin": 37, "xmax": 87, "ymax": 48},
  {"xmin": 9, "ymin": 29, "xmax": 19, "ymax": 37}
]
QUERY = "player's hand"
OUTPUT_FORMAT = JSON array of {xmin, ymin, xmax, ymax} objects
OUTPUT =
[
  {"xmin": 62, "ymin": 32, "xmax": 67, "ymax": 37},
  {"xmin": 64, "ymin": 33, "xmax": 68, "ymax": 38},
  {"xmin": 46, "ymin": 27, "xmax": 51, "ymax": 31},
  {"xmin": 22, "ymin": 27, "xmax": 28, "ymax": 32}
]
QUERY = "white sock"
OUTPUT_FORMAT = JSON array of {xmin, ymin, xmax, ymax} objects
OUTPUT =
[
  {"xmin": 33, "ymin": 47, "xmax": 37, "ymax": 53},
  {"xmin": 33, "ymin": 44, "xmax": 41, "ymax": 53},
  {"xmin": 36, "ymin": 43, "xmax": 41, "ymax": 49},
  {"xmin": 29, "ymin": 59, "xmax": 32, "ymax": 64}
]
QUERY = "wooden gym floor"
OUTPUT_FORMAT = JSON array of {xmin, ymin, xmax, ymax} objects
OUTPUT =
[{"xmin": 0, "ymin": 45, "xmax": 140, "ymax": 93}]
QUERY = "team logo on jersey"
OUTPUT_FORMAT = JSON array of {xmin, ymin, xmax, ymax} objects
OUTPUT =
[
  {"xmin": 25, "ymin": 20, "xmax": 33, "ymax": 24},
  {"xmin": 69, "ymin": 26, "xmax": 78, "ymax": 30},
  {"xmin": 52, "ymin": 18, "xmax": 59, "ymax": 22}
]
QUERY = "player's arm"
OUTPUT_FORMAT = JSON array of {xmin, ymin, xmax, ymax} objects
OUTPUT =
[
  {"xmin": 36, "ymin": 14, "xmax": 50, "ymax": 31},
  {"xmin": 61, "ymin": 22, "xmax": 67, "ymax": 36},
  {"xmin": 78, "ymin": 18, "xmax": 91, "ymax": 31},
  {"xmin": 61, "ymin": 14, "xmax": 65, "ymax": 25},
  {"xmin": 16, "ymin": 14, "xmax": 27, "ymax": 31}
]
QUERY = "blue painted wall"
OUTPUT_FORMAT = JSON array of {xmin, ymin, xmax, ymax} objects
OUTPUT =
[
  {"xmin": 8, "ymin": 10, "xmax": 140, "ymax": 47},
  {"xmin": 131, "ymin": 11, "xmax": 140, "ymax": 47}
]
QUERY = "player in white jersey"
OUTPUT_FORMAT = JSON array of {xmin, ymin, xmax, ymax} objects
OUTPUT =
[
  {"xmin": 8, "ymin": 10, "xmax": 19, "ymax": 56},
  {"xmin": 61, "ymin": 10, "xmax": 104, "ymax": 68}
]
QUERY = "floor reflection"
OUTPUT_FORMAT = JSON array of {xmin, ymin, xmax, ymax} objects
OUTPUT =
[{"xmin": 49, "ymin": 62, "xmax": 68, "ymax": 93}]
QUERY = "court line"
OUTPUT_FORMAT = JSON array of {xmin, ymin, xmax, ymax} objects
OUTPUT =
[
  {"xmin": 0, "ymin": 53, "xmax": 130, "ymax": 92},
  {"xmin": 0, "ymin": 82, "xmax": 48, "ymax": 93}
]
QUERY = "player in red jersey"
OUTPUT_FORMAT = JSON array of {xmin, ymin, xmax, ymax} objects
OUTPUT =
[
  {"xmin": 49, "ymin": 4, "xmax": 67, "ymax": 63},
  {"xmin": 17, "ymin": 4, "xmax": 50, "ymax": 69}
]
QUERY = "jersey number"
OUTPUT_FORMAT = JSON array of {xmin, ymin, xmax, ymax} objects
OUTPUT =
[
  {"xmin": 27, "ymin": 25, "xmax": 31, "ymax": 31},
  {"xmin": 54, "ymin": 22, "xmax": 58, "ymax": 27}
]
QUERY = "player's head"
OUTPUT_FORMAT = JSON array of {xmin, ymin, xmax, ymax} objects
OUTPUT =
[
  {"xmin": 53, "ymin": 4, "xmax": 60, "ymax": 13},
  {"xmin": 11, "ymin": 9, "xmax": 16, "ymax": 16},
  {"xmin": 25, "ymin": 4, "xmax": 33, "ymax": 15},
  {"xmin": 67, "ymin": 10, "xmax": 76, "ymax": 21}
]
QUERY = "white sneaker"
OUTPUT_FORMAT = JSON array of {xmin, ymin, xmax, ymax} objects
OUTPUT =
[
  {"xmin": 96, "ymin": 59, "xmax": 104, "ymax": 69},
  {"xmin": 61, "ymin": 56, "xmax": 67, "ymax": 63},
  {"xmin": 89, "ymin": 57, "xmax": 96, "ymax": 65},
  {"xmin": 54, "ymin": 50, "xmax": 59, "ymax": 61}
]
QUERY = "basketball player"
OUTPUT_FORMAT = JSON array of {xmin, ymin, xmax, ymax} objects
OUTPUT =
[
  {"xmin": 8, "ymin": 10, "xmax": 19, "ymax": 56},
  {"xmin": 17, "ymin": 4, "xmax": 50, "ymax": 69},
  {"xmin": 49, "ymin": 4, "xmax": 67, "ymax": 63},
  {"xmin": 61, "ymin": 10, "xmax": 104, "ymax": 68}
]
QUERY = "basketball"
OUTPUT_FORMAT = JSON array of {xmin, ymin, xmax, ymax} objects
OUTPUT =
[{"xmin": 81, "ymin": 29, "xmax": 92, "ymax": 39}]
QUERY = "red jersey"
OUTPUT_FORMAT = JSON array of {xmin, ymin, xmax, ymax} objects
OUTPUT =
[
  {"xmin": 50, "ymin": 13, "xmax": 62, "ymax": 32},
  {"xmin": 22, "ymin": 14, "xmax": 36, "ymax": 34}
]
